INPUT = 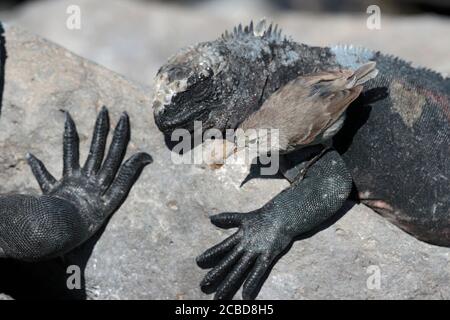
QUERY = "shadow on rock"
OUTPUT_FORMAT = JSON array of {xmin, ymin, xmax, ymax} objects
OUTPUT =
[{"xmin": 0, "ymin": 225, "xmax": 109, "ymax": 300}]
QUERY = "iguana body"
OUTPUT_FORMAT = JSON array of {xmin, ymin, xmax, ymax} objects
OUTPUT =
[
  {"xmin": 335, "ymin": 51, "xmax": 449, "ymax": 245},
  {"xmin": 153, "ymin": 21, "xmax": 449, "ymax": 299}
]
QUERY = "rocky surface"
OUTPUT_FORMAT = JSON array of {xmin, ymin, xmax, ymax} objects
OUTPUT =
[{"xmin": 0, "ymin": 0, "xmax": 448, "ymax": 300}]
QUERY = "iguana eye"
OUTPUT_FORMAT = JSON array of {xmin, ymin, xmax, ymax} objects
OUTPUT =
[
  {"xmin": 199, "ymin": 67, "xmax": 214, "ymax": 80},
  {"xmin": 185, "ymin": 67, "xmax": 214, "ymax": 101}
]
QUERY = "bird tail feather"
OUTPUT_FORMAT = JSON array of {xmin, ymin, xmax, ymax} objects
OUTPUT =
[{"xmin": 346, "ymin": 61, "xmax": 378, "ymax": 88}]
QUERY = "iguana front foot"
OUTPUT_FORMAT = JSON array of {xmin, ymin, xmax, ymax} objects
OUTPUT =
[
  {"xmin": 197, "ymin": 208, "xmax": 292, "ymax": 300},
  {"xmin": 197, "ymin": 150, "xmax": 352, "ymax": 300},
  {"xmin": 0, "ymin": 107, "xmax": 152, "ymax": 261}
]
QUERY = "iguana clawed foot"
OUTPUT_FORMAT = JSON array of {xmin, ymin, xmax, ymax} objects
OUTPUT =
[
  {"xmin": 197, "ymin": 150, "xmax": 353, "ymax": 300},
  {"xmin": 27, "ymin": 106, "xmax": 153, "ymax": 224},
  {"xmin": 197, "ymin": 206, "xmax": 293, "ymax": 300},
  {"xmin": 0, "ymin": 107, "xmax": 151, "ymax": 261}
]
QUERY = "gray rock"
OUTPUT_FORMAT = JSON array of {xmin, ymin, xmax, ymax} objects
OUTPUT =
[{"xmin": 0, "ymin": 5, "xmax": 449, "ymax": 300}]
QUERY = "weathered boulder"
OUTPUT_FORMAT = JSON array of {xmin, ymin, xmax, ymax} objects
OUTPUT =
[{"xmin": 0, "ymin": 1, "xmax": 448, "ymax": 299}]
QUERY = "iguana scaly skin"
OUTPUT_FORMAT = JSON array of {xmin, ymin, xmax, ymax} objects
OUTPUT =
[{"xmin": 153, "ymin": 21, "xmax": 450, "ymax": 299}]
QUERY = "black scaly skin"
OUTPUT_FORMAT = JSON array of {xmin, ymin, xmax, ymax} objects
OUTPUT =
[
  {"xmin": 153, "ymin": 21, "xmax": 449, "ymax": 299},
  {"xmin": 0, "ymin": 107, "xmax": 152, "ymax": 261},
  {"xmin": 335, "ymin": 53, "xmax": 449, "ymax": 245}
]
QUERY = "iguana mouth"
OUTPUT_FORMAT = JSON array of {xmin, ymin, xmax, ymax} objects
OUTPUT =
[{"xmin": 154, "ymin": 106, "xmax": 209, "ymax": 135}]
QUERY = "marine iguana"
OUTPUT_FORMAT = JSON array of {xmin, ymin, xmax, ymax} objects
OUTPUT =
[{"xmin": 152, "ymin": 20, "xmax": 449, "ymax": 300}]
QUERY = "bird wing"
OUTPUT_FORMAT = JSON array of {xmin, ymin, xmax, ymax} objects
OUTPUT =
[
  {"xmin": 240, "ymin": 62, "xmax": 377, "ymax": 148},
  {"xmin": 293, "ymin": 84, "xmax": 363, "ymax": 145},
  {"xmin": 289, "ymin": 62, "xmax": 377, "ymax": 145}
]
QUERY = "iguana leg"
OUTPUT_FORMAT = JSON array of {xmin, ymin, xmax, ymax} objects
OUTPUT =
[
  {"xmin": 0, "ymin": 107, "xmax": 152, "ymax": 261},
  {"xmin": 279, "ymin": 144, "xmax": 332, "ymax": 183},
  {"xmin": 197, "ymin": 149, "xmax": 352, "ymax": 300}
]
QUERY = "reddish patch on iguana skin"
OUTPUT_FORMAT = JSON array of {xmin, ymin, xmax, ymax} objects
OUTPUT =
[
  {"xmin": 363, "ymin": 199, "xmax": 394, "ymax": 212},
  {"xmin": 358, "ymin": 191, "xmax": 395, "ymax": 217},
  {"xmin": 425, "ymin": 87, "xmax": 450, "ymax": 121}
]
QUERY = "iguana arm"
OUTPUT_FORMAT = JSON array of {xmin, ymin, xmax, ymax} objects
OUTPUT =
[
  {"xmin": 197, "ymin": 149, "xmax": 352, "ymax": 299},
  {"xmin": 0, "ymin": 107, "xmax": 152, "ymax": 261}
]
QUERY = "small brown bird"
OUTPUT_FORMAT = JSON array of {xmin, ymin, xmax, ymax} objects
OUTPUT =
[{"xmin": 222, "ymin": 61, "xmax": 379, "ymax": 159}]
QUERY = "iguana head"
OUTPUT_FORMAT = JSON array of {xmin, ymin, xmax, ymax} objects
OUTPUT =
[{"xmin": 152, "ymin": 20, "xmax": 284, "ymax": 137}]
